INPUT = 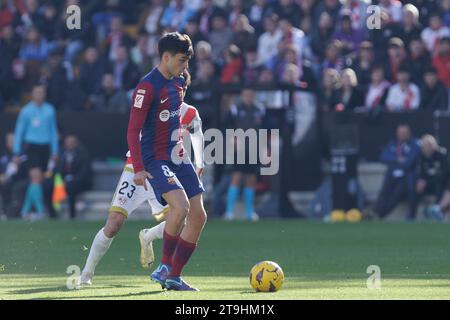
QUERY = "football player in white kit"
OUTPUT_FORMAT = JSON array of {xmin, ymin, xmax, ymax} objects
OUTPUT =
[{"xmin": 80, "ymin": 71, "xmax": 204, "ymax": 285}]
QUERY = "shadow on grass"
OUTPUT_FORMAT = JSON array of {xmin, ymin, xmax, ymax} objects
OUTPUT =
[
  {"xmin": 31, "ymin": 290, "xmax": 163, "ymax": 300},
  {"xmin": 8, "ymin": 284, "xmax": 141, "ymax": 295}
]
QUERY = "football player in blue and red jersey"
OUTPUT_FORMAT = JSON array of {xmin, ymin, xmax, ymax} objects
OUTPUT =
[{"xmin": 128, "ymin": 32, "xmax": 206, "ymax": 291}]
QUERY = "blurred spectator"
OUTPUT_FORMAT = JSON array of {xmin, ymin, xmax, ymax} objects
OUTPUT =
[
  {"xmin": 138, "ymin": 0, "xmax": 164, "ymax": 65},
  {"xmin": 365, "ymin": 66, "xmax": 390, "ymax": 112},
  {"xmin": 297, "ymin": 0, "xmax": 316, "ymax": 35},
  {"xmin": 231, "ymin": 14, "xmax": 257, "ymax": 54},
  {"xmin": 385, "ymin": 37, "xmax": 408, "ymax": 83},
  {"xmin": 374, "ymin": 124, "xmax": 420, "ymax": 220},
  {"xmin": 39, "ymin": 48, "xmax": 71, "ymax": 110},
  {"xmin": 421, "ymin": 12, "xmax": 450, "ymax": 55},
  {"xmin": 340, "ymin": 0, "xmax": 371, "ymax": 31},
  {"xmin": 243, "ymin": 48, "xmax": 261, "ymax": 84},
  {"xmin": 224, "ymin": 88, "xmax": 265, "ymax": 222},
  {"xmin": 79, "ymin": 47, "xmax": 107, "ymax": 98},
  {"xmin": 270, "ymin": 44, "xmax": 300, "ymax": 83},
  {"xmin": 420, "ymin": 67, "xmax": 449, "ymax": 110},
  {"xmin": 139, "ymin": 0, "xmax": 164, "ymax": 35},
  {"xmin": 0, "ymin": 133, "xmax": 27, "ymax": 219},
  {"xmin": 432, "ymin": 36, "xmax": 450, "ymax": 89},
  {"xmin": 183, "ymin": 17, "xmax": 207, "ymax": 48},
  {"xmin": 108, "ymin": 46, "xmax": 140, "ymax": 92},
  {"xmin": 318, "ymin": 68, "xmax": 342, "ymax": 111},
  {"xmin": 273, "ymin": 0, "xmax": 302, "ymax": 28},
  {"xmin": 332, "ymin": 12, "xmax": 366, "ymax": 57},
  {"xmin": 40, "ymin": 3, "xmax": 58, "ymax": 42},
  {"xmin": 369, "ymin": 9, "xmax": 402, "ymax": 60},
  {"xmin": 379, "ymin": 0, "xmax": 403, "ymax": 23},
  {"xmin": 310, "ymin": 11, "xmax": 335, "ymax": 61},
  {"xmin": 443, "ymin": 0, "xmax": 450, "ymax": 28},
  {"xmin": 279, "ymin": 18, "xmax": 306, "ymax": 61},
  {"xmin": 338, "ymin": 68, "xmax": 365, "ymax": 110},
  {"xmin": 399, "ymin": 4, "xmax": 423, "ymax": 49},
  {"xmin": 190, "ymin": 40, "xmax": 214, "ymax": 79},
  {"xmin": 312, "ymin": 0, "xmax": 342, "ymax": 31},
  {"xmin": 57, "ymin": 135, "xmax": 92, "ymax": 219},
  {"xmin": 280, "ymin": 63, "xmax": 301, "ymax": 85},
  {"xmin": 196, "ymin": 0, "xmax": 228, "ymax": 34},
  {"xmin": 408, "ymin": 37, "xmax": 431, "ymax": 86},
  {"xmin": 348, "ymin": 41, "xmax": 375, "ymax": 87},
  {"xmin": 256, "ymin": 13, "xmax": 282, "ymax": 66},
  {"xmin": 386, "ymin": 67, "xmax": 421, "ymax": 111},
  {"xmin": 220, "ymin": 44, "xmax": 243, "ymax": 84},
  {"xmin": 130, "ymin": 33, "xmax": 153, "ymax": 74},
  {"xmin": 0, "ymin": 0, "xmax": 15, "ymax": 30},
  {"xmin": 412, "ymin": 134, "xmax": 449, "ymax": 219},
  {"xmin": 255, "ymin": 68, "xmax": 284, "ymax": 109},
  {"xmin": 13, "ymin": 84, "xmax": 59, "ymax": 219},
  {"xmin": 228, "ymin": 0, "xmax": 244, "ymax": 28},
  {"xmin": 160, "ymin": 0, "xmax": 195, "ymax": 31},
  {"xmin": 21, "ymin": 0, "xmax": 46, "ymax": 31},
  {"xmin": 247, "ymin": 0, "xmax": 270, "ymax": 35},
  {"xmin": 89, "ymin": 73, "xmax": 129, "ymax": 112},
  {"xmin": 104, "ymin": 16, "xmax": 134, "ymax": 62},
  {"xmin": 188, "ymin": 59, "xmax": 217, "ymax": 129},
  {"xmin": 0, "ymin": 25, "xmax": 21, "ymax": 105},
  {"xmin": 322, "ymin": 40, "xmax": 345, "ymax": 72},
  {"xmin": 19, "ymin": 27, "xmax": 51, "ymax": 86},
  {"xmin": 209, "ymin": 14, "xmax": 233, "ymax": 62}
]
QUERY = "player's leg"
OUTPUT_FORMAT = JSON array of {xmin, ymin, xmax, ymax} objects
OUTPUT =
[
  {"xmin": 139, "ymin": 186, "xmax": 169, "ymax": 268},
  {"xmin": 80, "ymin": 211, "xmax": 125, "ymax": 285},
  {"xmin": 150, "ymin": 189, "xmax": 189, "ymax": 285},
  {"xmin": 165, "ymin": 193, "xmax": 206, "ymax": 291},
  {"xmin": 164, "ymin": 162, "xmax": 206, "ymax": 291},
  {"xmin": 224, "ymin": 170, "xmax": 242, "ymax": 220},
  {"xmin": 244, "ymin": 172, "xmax": 258, "ymax": 221},
  {"xmin": 81, "ymin": 167, "xmax": 146, "ymax": 284}
]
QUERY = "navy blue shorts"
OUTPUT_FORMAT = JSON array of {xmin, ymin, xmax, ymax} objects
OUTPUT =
[{"xmin": 145, "ymin": 159, "xmax": 204, "ymax": 206}]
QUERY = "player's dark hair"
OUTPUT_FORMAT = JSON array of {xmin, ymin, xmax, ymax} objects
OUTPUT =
[{"xmin": 158, "ymin": 32, "xmax": 193, "ymax": 59}]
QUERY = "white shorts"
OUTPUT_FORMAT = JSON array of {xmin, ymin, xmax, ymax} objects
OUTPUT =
[{"xmin": 109, "ymin": 164, "xmax": 167, "ymax": 218}]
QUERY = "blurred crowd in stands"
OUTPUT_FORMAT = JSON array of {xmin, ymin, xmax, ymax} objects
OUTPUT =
[{"xmin": 1, "ymin": 0, "xmax": 450, "ymax": 114}]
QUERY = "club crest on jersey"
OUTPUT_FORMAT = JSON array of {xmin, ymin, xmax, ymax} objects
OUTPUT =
[
  {"xmin": 118, "ymin": 196, "xmax": 127, "ymax": 206},
  {"xmin": 167, "ymin": 177, "xmax": 176, "ymax": 185}
]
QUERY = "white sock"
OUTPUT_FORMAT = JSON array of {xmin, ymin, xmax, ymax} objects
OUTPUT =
[
  {"xmin": 144, "ymin": 221, "xmax": 166, "ymax": 242},
  {"xmin": 82, "ymin": 228, "xmax": 113, "ymax": 275}
]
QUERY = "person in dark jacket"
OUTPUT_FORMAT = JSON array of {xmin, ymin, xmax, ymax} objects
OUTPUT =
[
  {"xmin": 420, "ymin": 67, "xmax": 449, "ymax": 110},
  {"xmin": 224, "ymin": 88, "xmax": 266, "ymax": 222},
  {"xmin": 57, "ymin": 135, "xmax": 92, "ymax": 219},
  {"xmin": 374, "ymin": 124, "xmax": 421, "ymax": 220},
  {"xmin": 0, "ymin": 133, "xmax": 27, "ymax": 219},
  {"xmin": 412, "ymin": 135, "xmax": 449, "ymax": 219}
]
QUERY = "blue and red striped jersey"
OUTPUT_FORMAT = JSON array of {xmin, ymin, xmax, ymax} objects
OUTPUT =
[{"xmin": 127, "ymin": 67, "xmax": 185, "ymax": 172}]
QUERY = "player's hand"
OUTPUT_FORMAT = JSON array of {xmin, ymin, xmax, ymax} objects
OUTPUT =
[
  {"xmin": 134, "ymin": 171, "xmax": 153, "ymax": 191},
  {"xmin": 195, "ymin": 167, "xmax": 203, "ymax": 178}
]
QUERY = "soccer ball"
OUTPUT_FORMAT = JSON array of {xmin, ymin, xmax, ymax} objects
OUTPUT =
[
  {"xmin": 249, "ymin": 261, "xmax": 284, "ymax": 292},
  {"xmin": 330, "ymin": 210, "xmax": 346, "ymax": 222},
  {"xmin": 346, "ymin": 209, "xmax": 363, "ymax": 223}
]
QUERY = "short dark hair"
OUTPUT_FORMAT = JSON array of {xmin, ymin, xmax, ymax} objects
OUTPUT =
[{"xmin": 158, "ymin": 32, "xmax": 193, "ymax": 59}]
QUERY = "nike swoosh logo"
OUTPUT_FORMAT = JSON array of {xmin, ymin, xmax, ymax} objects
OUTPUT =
[{"xmin": 161, "ymin": 98, "xmax": 168, "ymax": 104}]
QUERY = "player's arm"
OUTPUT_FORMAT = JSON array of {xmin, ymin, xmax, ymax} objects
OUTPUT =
[
  {"xmin": 127, "ymin": 82, "xmax": 154, "ymax": 190},
  {"xmin": 188, "ymin": 110, "xmax": 204, "ymax": 177}
]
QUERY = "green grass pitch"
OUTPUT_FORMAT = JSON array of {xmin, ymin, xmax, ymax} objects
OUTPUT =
[{"xmin": 1, "ymin": 219, "xmax": 450, "ymax": 300}]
